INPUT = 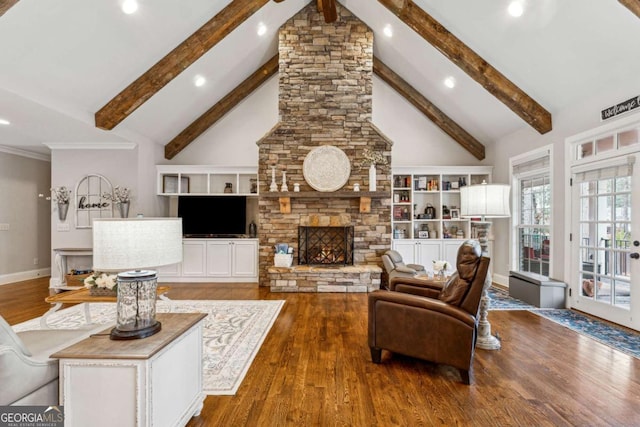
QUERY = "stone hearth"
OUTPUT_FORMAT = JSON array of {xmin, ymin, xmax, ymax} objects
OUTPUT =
[{"xmin": 257, "ymin": 4, "xmax": 392, "ymax": 292}]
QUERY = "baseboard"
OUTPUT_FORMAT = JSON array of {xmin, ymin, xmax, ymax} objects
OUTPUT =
[
  {"xmin": 0, "ymin": 268, "xmax": 51, "ymax": 285},
  {"xmin": 492, "ymin": 273, "xmax": 509, "ymax": 290}
]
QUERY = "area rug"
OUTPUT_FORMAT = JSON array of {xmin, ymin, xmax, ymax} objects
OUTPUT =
[
  {"xmin": 532, "ymin": 309, "xmax": 640, "ymax": 360},
  {"xmin": 12, "ymin": 299, "xmax": 285, "ymax": 395},
  {"xmin": 487, "ymin": 287, "xmax": 536, "ymax": 310}
]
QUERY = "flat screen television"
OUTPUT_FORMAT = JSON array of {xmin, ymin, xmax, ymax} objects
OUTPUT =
[{"xmin": 178, "ymin": 196, "xmax": 247, "ymax": 237}]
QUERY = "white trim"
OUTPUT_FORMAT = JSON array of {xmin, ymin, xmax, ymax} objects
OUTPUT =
[
  {"xmin": 508, "ymin": 144, "xmax": 553, "ymax": 278},
  {"xmin": 43, "ymin": 142, "xmax": 137, "ymax": 150},
  {"xmin": 0, "ymin": 268, "xmax": 51, "ymax": 285},
  {"xmin": 510, "ymin": 145, "xmax": 551, "ymax": 167},
  {"xmin": 566, "ymin": 110, "xmax": 640, "ymax": 145},
  {"xmin": 570, "ymin": 154, "xmax": 635, "ymax": 175},
  {"xmin": 492, "ymin": 273, "xmax": 509, "ymax": 288},
  {"xmin": 0, "ymin": 145, "xmax": 50, "ymax": 162}
]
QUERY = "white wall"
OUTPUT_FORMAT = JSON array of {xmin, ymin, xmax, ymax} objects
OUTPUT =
[
  {"xmin": 164, "ymin": 74, "xmax": 487, "ymax": 169},
  {"xmin": 49, "ymin": 143, "xmax": 166, "ymax": 284},
  {"xmin": 0, "ymin": 150, "xmax": 51, "ymax": 284},
  {"xmin": 486, "ymin": 85, "xmax": 640, "ymax": 286}
]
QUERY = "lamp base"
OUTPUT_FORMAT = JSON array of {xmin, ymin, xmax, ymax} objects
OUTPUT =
[{"xmin": 110, "ymin": 321, "xmax": 162, "ymax": 340}]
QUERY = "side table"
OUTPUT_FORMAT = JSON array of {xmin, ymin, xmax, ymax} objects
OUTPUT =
[{"xmin": 52, "ymin": 313, "xmax": 206, "ymax": 427}]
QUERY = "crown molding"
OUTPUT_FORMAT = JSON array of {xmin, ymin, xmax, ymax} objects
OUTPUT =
[
  {"xmin": 43, "ymin": 142, "xmax": 137, "ymax": 150},
  {"xmin": 0, "ymin": 145, "xmax": 51, "ymax": 162}
]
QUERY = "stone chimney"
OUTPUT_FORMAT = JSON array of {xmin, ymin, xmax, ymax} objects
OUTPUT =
[{"xmin": 257, "ymin": 3, "xmax": 392, "ymax": 289}]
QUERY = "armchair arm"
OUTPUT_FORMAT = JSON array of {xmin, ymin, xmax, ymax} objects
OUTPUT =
[
  {"xmin": 389, "ymin": 276, "xmax": 444, "ymax": 298},
  {"xmin": 0, "ymin": 345, "xmax": 58, "ymax": 405},
  {"xmin": 406, "ymin": 263, "xmax": 426, "ymax": 272},
  {"xmin": 394, "ymin": 265, "xmax": 418, "ymax": 274},
  {"xmin": 368, "ymin": 290, "xmax": 475, "ymax": 326}
]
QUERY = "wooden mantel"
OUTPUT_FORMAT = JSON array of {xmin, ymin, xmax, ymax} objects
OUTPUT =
[{"xmin": 262, "ymin": 191, "xmax": 390, "ymax": 214}]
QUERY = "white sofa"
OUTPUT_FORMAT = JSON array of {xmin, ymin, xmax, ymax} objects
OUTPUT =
[{"xmin": 0, "ymin": 314, "xmax": 106, "ymax": 405}]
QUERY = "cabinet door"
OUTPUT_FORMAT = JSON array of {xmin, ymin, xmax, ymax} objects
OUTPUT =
[
  {"xmin": 206, "ymin": 241, "xmax": 232, "ymax": 277},
  {"xmin": 392, "ymin": 240, "xmax": 418, "ymax": 264},
  {"xmin": 232, "ymin": 240, "xmax": 258, "ymax": 277},
  {"xmin": 443, "ymin": 241, "xmax": 464, "ymax": 272},
  {"xmin": 415, "ymin": 241, "xmax": 441, "ymax": 272},
  {"xmin": 182, "ymin": 241, "xmax": 207, "ymax": 276}
]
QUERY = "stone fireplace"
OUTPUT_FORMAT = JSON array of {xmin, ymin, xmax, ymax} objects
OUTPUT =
[{"xmin": 257, "ymin": 4, "xmax": 392, "ymax": 292}]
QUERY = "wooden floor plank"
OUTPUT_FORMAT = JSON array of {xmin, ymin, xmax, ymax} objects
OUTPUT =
[{"xmin": 1, "ymin": 278, "xmax": 639, "ymax": 426}]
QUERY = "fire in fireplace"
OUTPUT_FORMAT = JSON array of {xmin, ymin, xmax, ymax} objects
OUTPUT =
[{"xmin": 298, "ymin": 226, "xmax": 354, "ymax": 266}]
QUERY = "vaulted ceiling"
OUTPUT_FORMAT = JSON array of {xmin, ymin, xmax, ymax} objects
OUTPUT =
[{"xmin": 1, "ymin": 0, "xmax": 640, "ymax": 158}]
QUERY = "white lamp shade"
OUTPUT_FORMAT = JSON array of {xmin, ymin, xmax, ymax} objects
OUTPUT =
[
  {"xmin": 460, "ymin": 183, "xmax": 511, "ymax": 218},
  {"xmin": 93, "ymin": 218, "xmax": 183, "ymax": 272}
]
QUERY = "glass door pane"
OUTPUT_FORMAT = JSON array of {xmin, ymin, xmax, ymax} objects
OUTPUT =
[{"xmin": 573, "ymin": 163, "xmax": 636, "ymax": 329}]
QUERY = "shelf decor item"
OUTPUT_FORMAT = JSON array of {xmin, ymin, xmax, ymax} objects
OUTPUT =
[
  {"xmin": 269, "ymin": 166, "xmax": 278, "ymax": 192},
  {"xmin": 93, "ymin": 218, "xmax": 183, "ymax": 340},
  {"xmin": 50, "ymin": 186, "xmax": 72, "ymax": 221},
  {"xmin": 358, "ymin": 148, "xmax": 388, "ymax": 192},
  {"xmin": 460, "ymin": 180, "xmax": 511, "ymax": 351},
  {"xmin": 103, "ymin": 186, "xmax": 132, "ymax": 218},
  {"xmin": 302, "ymin": 145, "xmax": 351, "ymax": 192},
  {"xmin": 84, "ymin": 271, "xmax": 118, "ymax": 296}
]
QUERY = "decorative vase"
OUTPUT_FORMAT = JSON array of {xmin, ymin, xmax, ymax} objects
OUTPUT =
[
  {"xmin": 58, "ymin": 202, "xmax": 69, "ymax": 222},
  {"xmin": 435, "ymin": 270, "xmax": 446, "ymax": 281},
  {"xmin": 118, "ymin": 201, "xmax": 130, "ymax": 218},
  {"xmin": 369, "ymin": 164, "xmax": 377, "ymax": 192}
]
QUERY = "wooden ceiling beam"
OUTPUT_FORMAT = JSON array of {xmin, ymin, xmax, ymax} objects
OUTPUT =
[
  {"xmin": 164, "ymin": 54, "xmax": 279, "ymax": 160},
  {"xmin": 378, "ymin": 0, "xmax": 552, "ymax": 135},
  {"xmin": 619, "ymin": 0, "xmax": 640, "ymax": 18},
  {"xmin": 318, "ymin": 0, "xmax": 337, "ymax": 23},
  {"xmin": 95, "ymin": 0, "xmax": 271, "ymax": 131},
  {"xmin": 373, "ymin": 57, "xmax": 485, "ymax": 160},
  {"xmin": 0, "ymin": 0, "xmax": 19, "ymax": 17}
]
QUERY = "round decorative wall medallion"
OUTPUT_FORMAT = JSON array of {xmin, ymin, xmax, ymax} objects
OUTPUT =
[{"xmin": 302, "ymin": 145, "xmax": 351, "ymax": 192}]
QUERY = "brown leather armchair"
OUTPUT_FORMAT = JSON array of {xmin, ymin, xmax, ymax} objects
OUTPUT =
[
  {"xmin": 381, "ymin": 250, "xmax": 426, "ymax": 281},
  {"xmin": 368, "ymin": 240, "xmax": 490, "ymax": 384}
]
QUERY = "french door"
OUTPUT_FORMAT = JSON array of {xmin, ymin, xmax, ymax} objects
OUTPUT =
[{"xmin": 571, "ymin": 155, "xmax": 639, "ymax": 330}]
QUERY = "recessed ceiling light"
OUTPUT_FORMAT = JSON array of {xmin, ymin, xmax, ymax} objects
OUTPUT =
[
  {"xmin": 257, "ymin": 22, "xmax": 267, "ymax": 37},
  {"xmin": 0, "ymin": 118, "xmax": 10, "ymax": 125},
  {"xmin": 193, "ymin": 75, "xmax": 206, "ymax": 87},
  {"xmin": 508, "ymin": 1, "xmax": 524, "ymax": 17},
  {"xmin": 383, "ymin": 24, "xmax": 393, "ymax": 38},
  {"xmin": 122, "ymin": 0, "xmax": 138, "ymax": 15},
  {"xmin": 444, "ymin": 77, "xmax": 456, "ymax": 89}
]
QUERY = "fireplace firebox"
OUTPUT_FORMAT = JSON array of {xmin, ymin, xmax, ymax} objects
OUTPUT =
[{"xmin": 298, "ymin": 226, "xmax": 354, "ymax": 266}]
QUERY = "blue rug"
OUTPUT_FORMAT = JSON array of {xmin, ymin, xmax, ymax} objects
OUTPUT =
[
  {"xmin": 487, "ymin": 287, "xmax": 640, "ymax": 360},
  {"xmin": 533, "ymin": 309, "xmax": 640, "ymax": 359},
  {"xmin": 488, "ymin": 287, "xmax": 535, "ymax": 310}
]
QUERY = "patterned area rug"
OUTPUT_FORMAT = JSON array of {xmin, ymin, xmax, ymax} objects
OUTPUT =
[
  {"xmin": 532, "ymin": 309, "xmax": 640, "ymax": 359},
  {"xmin": 486, "ymin": 287, "xmax": 640, "ymax": 360},
  {"xmin": 487, "ymin": 287, "xmax": 536, "ymax": 310},
  {"xmin": 13, "ymin": 299, "xmax": 285, "ymax": 395}
]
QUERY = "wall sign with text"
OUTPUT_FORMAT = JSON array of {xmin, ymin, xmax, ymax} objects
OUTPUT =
[
  {"xmin": 601, "ymin": 95, "xmax": 640, "ymax": 121},
  {"xmin": 74, "ymin": 174, "xmax": 113, "ymax": 229}
]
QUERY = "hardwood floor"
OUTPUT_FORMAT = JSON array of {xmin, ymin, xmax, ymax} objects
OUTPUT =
[{"xmin": 2, "ymin": 278, "xmax": 639, "ymax": 426}]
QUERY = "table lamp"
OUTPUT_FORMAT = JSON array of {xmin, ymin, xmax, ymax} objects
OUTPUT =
[
  {"xmin": 93, "ymin": 218, "xmax": 182, "ymax": 340},
  {"xmin": 460, "ymin": 180, "xmax": 510, "ymax": 350}
]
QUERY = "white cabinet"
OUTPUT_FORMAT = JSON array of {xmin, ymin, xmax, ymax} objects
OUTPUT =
[
  {"xmin": 156, "ymin": 165, "xmax": 257, "ymax": 196},
  {"xmin": 393, "ymin": 240, "xmax": 441, "ymax": 272},
  {"xmin": 182, "ymin": 241, "xmax": 207, "ymax": 276},
  {"xmin": 207, "ymin": 241, "xmax": 233, "ymax": 277},
  {"xmin": 231, "ymin": 240, "xmax": 258, "ymax": 278},
  {"xmin": 159, "ymin": 239, "xmax": 258, "ymax": 283}
]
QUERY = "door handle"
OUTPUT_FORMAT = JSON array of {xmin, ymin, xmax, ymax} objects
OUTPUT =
[{"xmin": 631, "ymin": 253, "xmax": 640, "ymax": 260}]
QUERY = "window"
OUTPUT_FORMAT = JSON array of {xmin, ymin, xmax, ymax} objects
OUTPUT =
[{"xmin": 511, "ymin": 147, "xmax": 552, "ymax": 277}]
